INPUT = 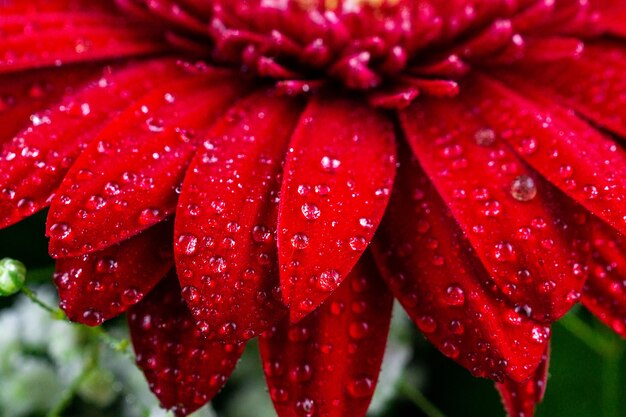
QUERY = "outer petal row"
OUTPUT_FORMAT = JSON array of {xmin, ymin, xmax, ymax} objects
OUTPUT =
[
  {"xmin": 0, "ymin": 59, "xmax": 191, "ymax": 229},
  {"xmin": 373, "ymin": 147, "xmax": 549, "ymax": 383},
  {"xmin": 47, "ymin": 67, "xmax": 247, "ymax": 257},
  {"xmin": 259, "ymin": 253, "xmax": 393, "ymax": 417},
  {"xmin": 399, "ymin": 76, "xmax": 589, "ymax": 323}
]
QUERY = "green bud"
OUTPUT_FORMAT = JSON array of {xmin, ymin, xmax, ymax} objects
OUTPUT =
[{"xmin": 0, "ymin": 258, "xmax": 26, "ymax": 296}]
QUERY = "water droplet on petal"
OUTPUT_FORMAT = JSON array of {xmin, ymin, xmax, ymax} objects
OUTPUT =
[
  {"xmin": 510, "ymin": 175, "xmax": 537, "ymax": 202},
  {"xmin": 347, "ymin": 377, "xmax": 374, "ymax": 398},
  {"xmin": 291, "ymin": 233, "xmax": 309, "ymax": 249},
  {"xmin": 474, "ymin": 128, "xmax": 496, "ymax": 146},
  {"xmin": 348, "ymin": 235, "xmax": 367, "ymax": 251},
  {"xmin": 301, "ymin": 203, "xmax": 320, "ymax": 220},
  {"xmin": 177, "ymin": 234, "xmax": 198, "ymax": 256},
  {"xmin": 145, "ymin": 117, "xmax": 165, "ymax": 132},
  {"xmin": 445, "ymin": 285, "xmax": 465, "ymax": 306},
  {"xmin": 320, "ymin": 156, "xmax": 341, "ymax": 172},
  {"xmin": 49, "ymin": 222, "xmax": 72, "ymax": 240},
  {"xmin": 317, "ymin": 269, "xmax": 340, "ymax": 291}
]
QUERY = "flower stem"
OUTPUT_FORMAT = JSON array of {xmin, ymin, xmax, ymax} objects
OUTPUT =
[
  {"xmin": 398, "ymin": 379, "xmax": 448, "ymax": 417},
  {"xmin": 90, "ymin": 326, "xmax": 133, "ymax": 359},
  {"xmin": 20, "ymin": 286, "xmax": 67, "ymax": 320},
  {"xmin": 20, "ymin": 286, "xmax": 134, "ymax": 359},
  {"xmin": 46, "ymin": 346, "xmax": 99, "ymax": 417}
]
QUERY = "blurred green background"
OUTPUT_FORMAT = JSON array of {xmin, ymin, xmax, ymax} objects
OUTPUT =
[{"xmin": 1, "ymin": 212, "xmax": 625, "ymax": 417}]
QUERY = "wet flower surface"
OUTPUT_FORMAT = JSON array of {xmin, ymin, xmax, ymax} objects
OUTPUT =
[{"xmin": 2, "ymin": 0, "xmax": 626, "ymax": 416}]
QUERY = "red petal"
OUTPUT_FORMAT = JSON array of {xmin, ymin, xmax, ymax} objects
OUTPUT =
[
  {"xmin": 593, "ymin": 1, "xmax": 626, "ymax": 37},
  {"xmin": 0, "ymin": 0, "xmax": 116, "ymax": 13},
  {"xmin": 468, "ymin": 74, "xmax": 626, "ymax": 243},
  {"xmin": 259, "ymin": 253, "xmax": 393, "ymax": 417},
  {"xmin": 278, "ymin": 95, "xmax": 396, "ymax": 322},
  {"xmin": 0, "ymin": 59, "xmax": 189, "ymax": 229},
  {"xmin": 128, "ymin": 273, "xmax": 245, "ymax": 417},
  {"xmin": 47, "ymin": 70, "xmax": 247, "ymax": 258},
  {"xmin": 54, "ymin": 219, "xmax": 173, "ymax": 326},
  {"xmin": 0, "ymin": 65, "xmax": 100, "ymax": 143},
  {"xmin": 496, "ymin": 346, "xmax": 550, "ymax": 417},
  {"xmin": 399, "ymin": 82, "xmax": 588, "ymax": 323},
  {"xmin": 372, "ymin": 149, "xmax": 549, "ymax": 382},
  {"xmin": 174, "ymin": 90, "xmax": 303, "ymax": 342},
  {"xmin": 0, "ymin": 7, "xmax": 166, "ymax": 73},
  {"xmin": 582, "ymin": 220, "xmax": 626, "ymax": 337},
  {"xmin": 489, "ymin": 42, "xmax": 626, "ymax": 139}
]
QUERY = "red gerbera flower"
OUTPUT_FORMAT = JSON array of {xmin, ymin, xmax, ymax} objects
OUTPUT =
[{"xmin": 2, "ymin": 0, "xmax": 626, "ymax": 416}]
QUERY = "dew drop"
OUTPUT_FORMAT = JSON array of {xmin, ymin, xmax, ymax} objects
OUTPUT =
[
  {"xmin": 121, "ymin": 287, "xmax": 142, "ymax": 305},
  {"xmin": 177, "ymin": 234, "xmax": 198, "ymax": 256},
  {"xmin": 416, "ymin": 315, "xmax": 437, "ymax": 334},
  {"xmin": 82, "ymin": 309, "xmax": 104, "ymax": 326},
  {"xmin": 49, "ymin": 222, "xmax": 72, "ymax": 240},
  {"xmin": 138, "ymin": 207, "xmax": 161, "ymax": 225},
  {"xmin": 210, "ymin": 199, "xmax": 226, "ymax": 214},
  {"xmin": 348, "ymin": 321, "xmax": 369, "ymax": 340},
  {"xmin": 492, "ymin": 241, "xmax": 516, "ymax": 262},
  {"xmin": 348, "ymin": 235, "xmax": 367, "ymax": 251},
  {"xmin": 583, "ymin": 184, "xmax": 599, "ymax": 199},
  {"xmin": 317, "ymin": 269, "xmax": 340, "ymax": 292},
  {"xmin": 481, "ymin": 200, "xmax": 501, "ymax": 217},
  {"xmin": 301, "ymin": 203, "xmax": 320, "ymax": 220},
  {"xmin": 181, "ymin": 285, "xmax": 200, "ymax": 303},
  {"xmin": 445, "ymin": 285, "xmax": 465, "ymax": 306},
  {"xmin": 270, "ymin": 388, "xmax": 289, "ymax": 403},
  {"xmin": 449, "ymin": 320, "xmax": 465, "ymax": 335},
  {"xmin": 295, "ymin": 398, "xmax": 315, "ymax": 417},
  {"xmin": 474, "ymin": 128, "xmax": 496, "ymax": 146},
  {"xmin": 510, "ymin": 175, "xmax": 537, "ymax": 202},
  {"xmin": 530, "ymin": 325, "xmax": 550, "ymax": 344},
  {"xmin": 209, "ymin": 256, "xmax": 227, "ymax": 273},
  {"xmin": 520, "ymin": 137, "xmax": 538, "ymax": 155},
  {"xmin": 289, "ymin": 364, "xmax": 313, "ymax": 382},
  {"xmin": 320, "ymin": 156, "xmax": 341, "ymax": 172},
  {"xmin": 95, "ymin": 257, "xmax": 118, "ymax": 274},
  {"xmin": 291, "ymin": 233, "xmax": 310, "ymax": 249},
  {"xmin": 145, "ymin": 117, "xmax": 165, "ymax": 132},
  {"xmin": 16, "ymin": 198, "xmax": 34, "ymax": 212},
  {"xmin": 297, "ymin": 184, "xmax": 311, "ymax": 196},
  {"xmin": 252, "ymin": 225, "xmax": 272, "ymax": 243},
  {"xmin": 441, "ymin": 340, "xmax": 460, "ymax": 359},
  {"xmin": 314, "ymin": 184, "xmax": 330, "ymax": 195},
  {"xmin": 219, "ymin": 322, "xmax": 236, "ymax": 336},
  {"xmin": 359, "ymin": 218, "xmax": 374, "ymax": 229},
  {"xmin": 347, "ymin": 377, "xmax": 374, "ymax": 398}
]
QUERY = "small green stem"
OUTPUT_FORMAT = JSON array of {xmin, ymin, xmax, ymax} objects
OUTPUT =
[
  {"xmin": 398, "ymin": 379, "xmax": 448, "ymax": 417},
  {"xmin": 90, "ymin": 327, "xmax": 133, "ymax": 359},
  {"xmin": 46, "ymin": 347, "xmax": 99, "ymax": 417},
  {"xmin": 20, "ymin": 287, "xmax": 134, "ymax": 359},
  {"xmin": 21, "ymin": 287, "xmax": 66, "ymax": 320}
]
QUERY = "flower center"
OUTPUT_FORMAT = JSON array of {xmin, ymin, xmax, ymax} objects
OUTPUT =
[
  {"xmin": 118, "ymin": 0, "xmax": 598, "ymax": 106},
  {"xmin": 295, "ymin": 0, "xmax": 400, "ymax": 9}
]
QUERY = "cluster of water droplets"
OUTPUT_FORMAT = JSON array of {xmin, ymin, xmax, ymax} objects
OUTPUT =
[{"xmin": 261, "ymin": 261, "xmax": 392, "ymax": 417}]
